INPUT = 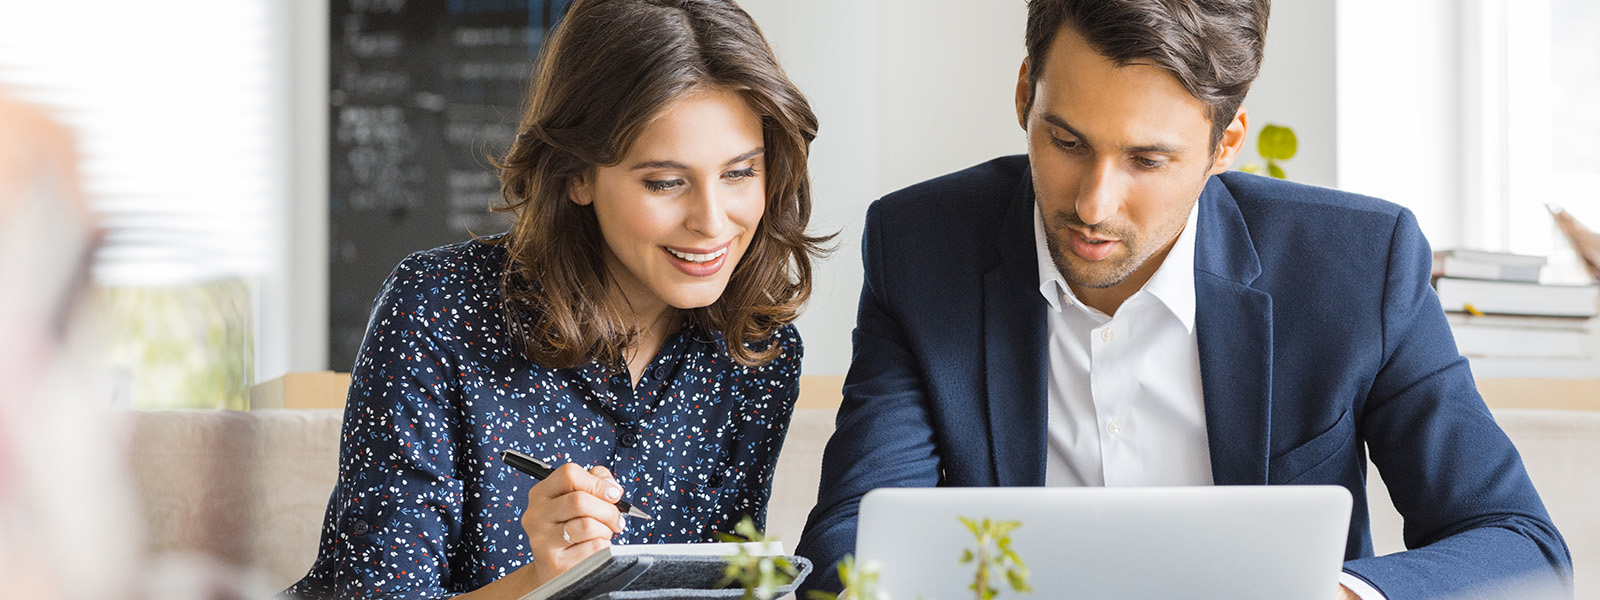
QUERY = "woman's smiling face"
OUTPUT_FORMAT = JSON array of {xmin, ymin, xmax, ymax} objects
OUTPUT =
[{"xmin": 569, "ymin": 87, "xmax": 767, "ymax": 317}]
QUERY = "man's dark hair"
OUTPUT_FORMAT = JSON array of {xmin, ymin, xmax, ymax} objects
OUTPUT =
[{"xmin": 1023, "ymin": 0, "xmax": 1270, "ymax": 151}]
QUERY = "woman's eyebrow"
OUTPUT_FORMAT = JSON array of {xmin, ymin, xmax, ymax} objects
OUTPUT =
[{"xmin": 627, "ymin": 147, "xmax": 764, "ymax": 171}]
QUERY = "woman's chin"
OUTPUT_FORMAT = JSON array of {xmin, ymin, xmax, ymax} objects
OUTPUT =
[{"xmin": 658, "ymin": 282, "xmax": 732, "ymax": 311}]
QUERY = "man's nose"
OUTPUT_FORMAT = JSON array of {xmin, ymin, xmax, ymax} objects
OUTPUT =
[{"xmin": 1075, "ymin": 159, "xmax": 1125, "ymax": 226}]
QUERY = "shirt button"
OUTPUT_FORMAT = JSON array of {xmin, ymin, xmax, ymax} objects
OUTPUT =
[
  {"xmin": 352, "ymin": 520, "xmax": 370, "ymax": 535},
  {"xmin": 1107, "ymin": 418, "xmax": 1124, "ymax": 435},
  {"xmin": 619, "ymin": 430, "xmax": 639, "ymax": 448},
  {"xmin": 1100, "ymin": 328, "xmax": 1116, "ymax": 343},
  {"xmin": 652, "ymin": 365, "xmax": 668, "ymax": 379}
]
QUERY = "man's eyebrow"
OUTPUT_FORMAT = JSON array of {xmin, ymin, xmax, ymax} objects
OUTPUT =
[
  {"xmin": 628, "ymin": 147, "xmax": 764, "ymax": 171},
  {"xmin": 1042, "ymin": 112, "xmax": 1186, "ymax": 155}
]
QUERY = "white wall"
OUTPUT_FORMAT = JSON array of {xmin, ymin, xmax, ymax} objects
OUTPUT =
[
  {"xmin": 743, "ymin": 0, "xmax": 1027, "ymax": 375},
  {"xmin": 1335, "ymin": 0, "xmax": 1464, "ymax": 250},
  {"xmin": 285, "ymin": 0, "xmax": 331, "ymax": 376},
  {"xmin": 1238, "ymin": 0, "xmax": 1337, "ymax": 188}
]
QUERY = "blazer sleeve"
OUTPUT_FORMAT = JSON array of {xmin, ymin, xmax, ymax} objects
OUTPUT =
[
  {"xmin": 1343, "ymin": 208, "xmax": 1572, "ymax": 599},
  {"xmin": 282, "ymin": 253, "xmax": 468, "ymax": 600},
  {"xmin": 794, "ymin": 201, "xmax": 944, "ymax": 595}
]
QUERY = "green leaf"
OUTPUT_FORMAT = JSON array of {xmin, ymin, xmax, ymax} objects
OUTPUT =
[
  {"xmin": 805, "ymin": 592, "xmax": 839, "ymax": 600},
  {"xmin": 1267, "ymin": 162, "xmax": 1287, "ymax": 180},
  {"xmin": 995, "ymin": 520, "xmax": 1021, "ymax": 535},
  {"xmin": 736, "ymin": 516, "xmax": 761, "ymax": 540},
  {"xmin": 1239, "ymin": 162, "xmax": 1262, "ymax": 174},
  {"xmin": 959, "ymin": 516, "xmax": 980, "ymax": 537},
  {"xmin": 959, "ymin": 549, "xmax": 975, "ymax": 563},
  {"xmin": 1257, "ymin": 124, "xmax": 1298, "ymax": 161}
]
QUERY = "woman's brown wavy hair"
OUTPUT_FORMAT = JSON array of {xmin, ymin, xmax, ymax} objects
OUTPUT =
[{"xmin": 493, "ymin": 0, "xmax": 826, "ymax": 369}]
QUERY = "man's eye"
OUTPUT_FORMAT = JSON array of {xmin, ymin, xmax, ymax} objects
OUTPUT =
[
  {"xmin": 644, "ymin": 179, "xmax": 684, "ymax": 192},
  {"xmin": 1052, "ymin": 137, "xmax": 1079, "ymax": 150},
  {"xmin": 1134, "ymin": 157, "xmax": 1165, "ymax": 170}
]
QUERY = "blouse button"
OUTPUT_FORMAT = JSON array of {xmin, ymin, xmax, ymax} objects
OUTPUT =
[
  {"xmin": 352, "ymin": 520, "xmax": 370, "ymax": 535},
  {"xmin": 619, "ymin": 430, "xmax": 639, "ymax": 448},
  {"xmin": 652, "ymin": 365, "xmax": 668, "ymax": 379}
]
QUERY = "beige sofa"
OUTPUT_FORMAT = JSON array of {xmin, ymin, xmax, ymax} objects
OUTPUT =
[{"xmin": 127, "ymin": 407, "xmax": 1600, "ymax": 597}]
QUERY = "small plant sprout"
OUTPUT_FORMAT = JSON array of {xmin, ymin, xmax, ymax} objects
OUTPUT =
[
  {"xmin": 806, "ymin": 554, "xmax": 886, "ymax": 600},
  {"xmin": 957, "ymin": 516, "xmax": 1032, "ymax": 600},
  {"xmin": 1238, "ymin": 123, "xmax": 1298, "ymax": 180},
  {"xmin": 717, "ymin": 516, "xmax": 800, "ymax": 600}
]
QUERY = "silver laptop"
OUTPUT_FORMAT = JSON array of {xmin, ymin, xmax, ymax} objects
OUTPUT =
[{"xmin": 856, "ymin": 486, "xmax": 1352, "ymax": 599}]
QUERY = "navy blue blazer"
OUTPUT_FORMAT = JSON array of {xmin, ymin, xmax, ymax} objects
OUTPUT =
[{"xmin": 795, "ymin": 156, "xmax": 1571, "ymax": 599}]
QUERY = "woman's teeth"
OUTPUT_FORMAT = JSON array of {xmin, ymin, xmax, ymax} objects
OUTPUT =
[{"xmin": 667, "ymin": 247, "xmax": 728, "ymax": 263}]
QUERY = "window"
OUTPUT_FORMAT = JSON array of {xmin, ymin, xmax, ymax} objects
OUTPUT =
[
  {"xmin": 0, "ymin": 2, "xmax": 289, "ymax": 408},
  {"xmin": 1464, "ymin": 0, "xmax": 1600, "ymax": 282}
]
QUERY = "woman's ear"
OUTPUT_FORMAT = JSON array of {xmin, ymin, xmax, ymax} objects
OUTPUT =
[{"xmin": 567, "ymin": 173, "xmax": 594, "ymax": 206}]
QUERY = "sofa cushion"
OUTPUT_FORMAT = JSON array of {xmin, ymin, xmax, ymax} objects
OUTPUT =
[{"xmin": 127, "ymin": 409, "xmax": 343, "ymax": 591}]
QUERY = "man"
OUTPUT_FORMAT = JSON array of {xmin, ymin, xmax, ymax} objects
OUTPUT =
[{"xmin": 794, "ymin": 1, "xmax": 1571, "ymax": 599}]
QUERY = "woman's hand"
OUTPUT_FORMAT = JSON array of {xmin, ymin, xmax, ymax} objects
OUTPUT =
[
  {"xmin": 452, "ymin": 463, "xmax": 628, "ymax": 600},
  {"xmin": 520, "ymin": 463, "xmax": 627, "ymax": 589}
]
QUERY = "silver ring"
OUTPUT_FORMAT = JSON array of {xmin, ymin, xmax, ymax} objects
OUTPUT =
[{"xmin": 561, "ymin": 521, "xmax": 572, "ymax": 544}]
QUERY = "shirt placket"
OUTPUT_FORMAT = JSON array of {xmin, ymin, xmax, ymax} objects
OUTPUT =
[{"xmin": 1092, "ymin": 313, "xmax": 1130, "ymax": 486}]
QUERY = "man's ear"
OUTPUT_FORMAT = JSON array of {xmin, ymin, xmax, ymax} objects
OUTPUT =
[
  {"xmin": 1209, "ymin": 106, "xmax": 1249, "ymax": 175},
  {"xmin": 1015, "ymin": 59, "xmax": 1031, "ymax": 131},
  {"xmin": 567, "ymin": 172, "xmax": 594, "ymax": 206}
]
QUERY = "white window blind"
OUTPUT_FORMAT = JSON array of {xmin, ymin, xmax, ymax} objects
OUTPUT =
[
  {"xmin": 0, "ymin": 1, "xmax": 285, "ymax": 287},
  {"xmin": 1464, "ymin": 0, "xmax": 1600, "ymax": 280}
]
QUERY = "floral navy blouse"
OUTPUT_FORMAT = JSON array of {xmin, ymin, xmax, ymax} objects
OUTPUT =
[{"xmin": 283, "ymin": 238, "xmax": 801, "ymax": 599}]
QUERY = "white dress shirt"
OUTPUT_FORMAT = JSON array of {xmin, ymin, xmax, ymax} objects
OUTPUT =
[{"xmin": 1033, "ymin": 202, "xmax": 1385, "ymax": 600}]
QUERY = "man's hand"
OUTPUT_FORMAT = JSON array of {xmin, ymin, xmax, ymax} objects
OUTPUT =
[{"xmin": 1338, "ymin": 584, "xmax": 1360, "ymax": 599}]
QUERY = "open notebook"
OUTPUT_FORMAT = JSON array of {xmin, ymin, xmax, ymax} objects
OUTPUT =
[{"xmin": 519, "ymin": 541, "xmax": 810, "ymax": 600}]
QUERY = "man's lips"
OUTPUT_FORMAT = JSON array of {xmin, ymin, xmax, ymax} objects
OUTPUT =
[{"xmin": 1066, "ymin": 228, "xmax": 1120, "ymax": 262}]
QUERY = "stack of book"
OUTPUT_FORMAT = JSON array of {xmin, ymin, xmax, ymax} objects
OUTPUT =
[{"xmin": 1432, "ymin": 249, "xmax": 1600, "ymax": 377}]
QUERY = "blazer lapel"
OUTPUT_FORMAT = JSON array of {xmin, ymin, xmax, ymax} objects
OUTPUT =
[
  {"xmin": 984, "ymin": 172, "xmax": 1050, "ymax": 487},
  {"xmin": 1193, "ymin": 177, "xmax": 1274, "ymax": 486}
]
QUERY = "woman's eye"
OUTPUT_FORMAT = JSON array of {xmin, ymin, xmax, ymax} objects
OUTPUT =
[
  {"xmin": 725, "ymin": 167, "xmax": 758, "ymax": 180},
  {"xmin": 644, "ymin": 179, "xmax": 684, "ymax": 192}
]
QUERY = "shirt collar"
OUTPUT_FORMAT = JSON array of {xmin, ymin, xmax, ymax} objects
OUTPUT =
[{"xmin": 1033, "ymin": 201, "xmax": 1200, "ymax": 333}]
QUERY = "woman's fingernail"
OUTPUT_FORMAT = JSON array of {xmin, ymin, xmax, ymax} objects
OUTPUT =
[{"xmin": 605, "ymin": 484, "xmax": 622, "ymax": 502}]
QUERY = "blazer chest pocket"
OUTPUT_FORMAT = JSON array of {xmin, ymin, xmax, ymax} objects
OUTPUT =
[{"xmin": 1268, "ymin": 408, "xmax": 1354, "ymax": 485}]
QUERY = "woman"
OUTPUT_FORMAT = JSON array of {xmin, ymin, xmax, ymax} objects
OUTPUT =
[{"xmin": 284, "ymin": 0, "xmax": 824, "ymax": 597}]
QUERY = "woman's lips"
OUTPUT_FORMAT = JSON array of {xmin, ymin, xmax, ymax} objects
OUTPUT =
[{"xmin": 663, "ymin": 243, "xmax": 731, "ymax": 277}]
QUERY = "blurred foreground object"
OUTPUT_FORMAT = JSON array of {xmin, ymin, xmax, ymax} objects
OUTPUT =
[
  {"xmin": 1550, "ymin": 204, "xmax": 1600, "ymax": 281},
  {"xmin": 0, "ymin": 92, "xmax": 142, "ymax": 599}
]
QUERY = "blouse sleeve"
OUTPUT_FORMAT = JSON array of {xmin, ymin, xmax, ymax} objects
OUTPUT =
[
  {"xmin": 724, "ymin": 325, "xmax": 803, "ymax": 531},
  {"xmin": 284, "ymin": 252, "xmax": 469, "ymax": 600}
]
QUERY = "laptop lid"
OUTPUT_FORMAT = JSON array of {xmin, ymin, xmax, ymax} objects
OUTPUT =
[{"xmin": 856, "ymin": 486, "xmax": 1352, "ymax": 599}]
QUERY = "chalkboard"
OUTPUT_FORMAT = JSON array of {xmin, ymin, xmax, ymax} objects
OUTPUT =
[{"xmin": 328, "ymin": 0, "xmax": 572, "ymax": 369}]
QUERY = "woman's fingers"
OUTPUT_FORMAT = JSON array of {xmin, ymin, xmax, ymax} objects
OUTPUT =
[
  {"xmin": 558, "ymin": 516, "xmax": 615, "ymax": 545},
  {"xmin": 546, "ymin": 489, "xmax": 625, "ymax": 533},
  {"xmin": 536, "ymin": 463, "xmax": 625, "ymax": 505}
]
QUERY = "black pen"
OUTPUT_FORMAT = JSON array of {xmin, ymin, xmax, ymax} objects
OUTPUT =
[{"xmin": 500, "ymin": 449, "xmax": 653, "ymax": 520}]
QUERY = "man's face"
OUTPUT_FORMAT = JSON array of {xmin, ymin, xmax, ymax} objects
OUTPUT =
[{"xmin": 1016, "ymin": 25, "xmax": 1244, "ymax": 301}]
